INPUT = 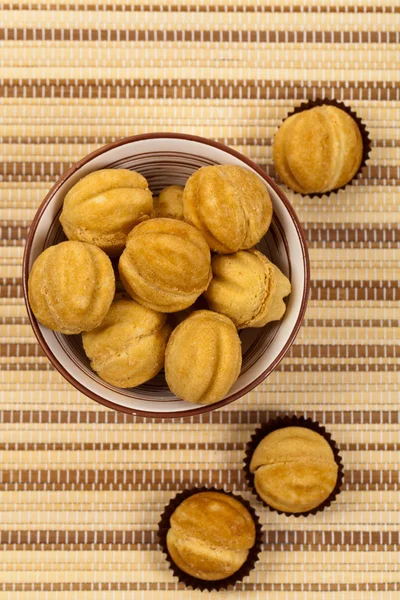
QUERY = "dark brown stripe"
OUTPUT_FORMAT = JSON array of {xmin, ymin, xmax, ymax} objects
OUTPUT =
[
  {"xmin": 0, "ymin": 285, "xmax": 24, "ymax": 298},
  {"xmin": 1, "ymin": 240, "xmax": 26, "ymax": 247},
  {"xmin": 0, "ymin": 317, "xmax": 29, "ymax": 325},
  {"xmin": 5, "ymin": 281, "xmax": 400, "ymax": 301},
  {"xmin": 2, "ymin": 3, "xmax": 400, "ymax": 13},
  {"xmin": 1, "ymin": 342, "xmax": 398, "ymax": 359},
  {"xmin": 1, "ymin": 29, "xmax": 399, "ymax": 43},
  {"xmin": 309, "ymin": 280, "xmax": 400, "ymax": 301},
  {"xmin": 288, "ymin": 345, "xmax": 400, "ymax": 358},
  {"xmin": 2, "ymin": 363, "xmax": 397, "ymax": 372},
  {"xmin": 281, "ymin": 365, "xmax": 399, "ymax": 373},
  {"xmin": 0, "ymin": 138, "xmax": 397, "ymax": 150},
  {"xmin": 0, "ymin": 344, "xmax": 45, "ymax": 356},
  {"xmin": 304, "ymin": 319, "xmax": 400, "ymax": 328},
  {"xmin": 1, "ymin": 530, "xmax": 398, "ymax": 547},
  {"xmin": 0, "ymin": 221, "xmax": 30, "ymax": 227},
  {"xmin": 1, "ymin": 543, "xmax": 398, "ymax": 552},
  {"xmin": 0, "ymin": 534, "xmax": 397, "ymax": 552},
  {"xmin": 1, "ymin": 278, "xmax": 23, "ymax": 286},
  {"xmin": 3, "ymin": 225, "xmax": 400, "ymax": 242},
  {"xmin": 0, "ymin": 442, "xmax": 397, "ymax": 452},
  {"xmin": 306, "ymin": 228, "xmax": 400, "ymax": 244},
  {"xmin": 310, "ymin": 280, "xmax": 400, "ymax": 288},
  {"xmin": 2, "ymin": 79, "xmax": 398, "ymax": 89},
  {"xmin": 0, "ymin": 583, "xmax": 399, "ymax": 592},
  {"xmin": 0, "ymin": 469, "xmax": 398, "ymax": 487},
  {"xmin": 0, "ymin": 409, "xmax": 398, "ymax": 424},
  {"xmin": 2, "ymin": 222, "xmax": 399, "ymax": 231},
  {"xmin": 0, "ymin": 482, "xmax": 396, "ymax": 492},
  {"xmin": 4, "ymin": 242, "xmax": 399, "ymax": 251},
  {"xmin": 263, "ymin": 530, "xmax": 400, "ymax": 547},
  {"xmin": 0, "ymin": 530, "xmax": 155, "ymax": 545},
  {"xmin": 0, "ymin": 226, "xmax": 29, "ymax": 240},
  {"xmin": 0, "ymin": 240, "xmax": 25, "ymax": 247},
  {"xmin": 307, "ymin": 242, "xmax": 399, "ymax": 249},
  {"xmin": 0, "ymin": 469, "xmax": 245, "ymax": 485},
  {"xmin": 0, "ymin": 77, "xmax": 400, "ymax": 90},
  {"xmin": 2, "ymin": 166, "xmax": 399, "ymax": 185},
  {"xmin": 2, "ymin": 225, "xmax": 400, "ymax": 251},
  {"xmin": 0, "ymin": 442, "xmax": 243, "ymax": 451},
  {"xmin": 2, "ymin": 315, "xmax": 399, "ymax": 329},
  {"xmin": 7, "ymin": 175, "xmax": 400, "ymax": 186},
  {"xmin": 306, "ymin": 223, "xmax": 397, "ymax": 229},
  {"xmin": 1, "ymin": 82, "xmax": 399, "ymax": 103},
  {"xmin": 5, "ymin": 240, "xmax": 394, "ymax": 249}
]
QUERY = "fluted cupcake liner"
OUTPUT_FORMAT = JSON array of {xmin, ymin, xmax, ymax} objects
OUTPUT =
[
  {"xmin": 243, "ymin": 415, "xmax": 344, "ymax": 517},
  {"xmin": 274, "ymin": 98, "xmax": 371, "ymax": 198},
  {"xmin": 157, "ymin": 486, "xmax": 263, "ymax": 592}
]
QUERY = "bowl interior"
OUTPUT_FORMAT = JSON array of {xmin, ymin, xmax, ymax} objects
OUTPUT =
[{"xmin": 25, "ymin": 136, "xmax": 309, "ymax": 417}]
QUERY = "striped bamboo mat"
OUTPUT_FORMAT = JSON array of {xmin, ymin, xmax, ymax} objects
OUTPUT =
[{"xmin": 1, "ymin": 1, "xmax": 399, "ymax": 598}]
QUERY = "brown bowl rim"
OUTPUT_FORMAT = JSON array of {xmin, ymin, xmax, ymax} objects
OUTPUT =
[{"xmin": 22, "ymin": 132, "xmax": 310, "ymax": 418}]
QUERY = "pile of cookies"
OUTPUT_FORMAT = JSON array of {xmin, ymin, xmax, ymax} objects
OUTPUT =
[{"xmin": 28, "ymin": 164, "xmax": 291, "ymax": 405}]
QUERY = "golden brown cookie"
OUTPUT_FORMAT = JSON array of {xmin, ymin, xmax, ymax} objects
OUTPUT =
[
  {"xmin": 60, "ymin": 169, "xmax": 153, "ymax": 256},
  {"xmin": 165, "ymin": 310, "xmax": 242, "ymax": 405},
  {"xmin": 273, "ymin": 105, "xmax": 363, "ymax": 194},
  {"xmin": 28, "ymin": 241, "xmax": 115, "ymax": 335},
  {"xmin": 166, "ymin": 492, "xmax": 256, "ymax": 580},
  {"xmin": 155, "ymin": 185, "xmax": 184, "ymax": 220},
  {"xmin": 204, "ymin": 249, "xmax": 291, "ymax": 329},
  {"xmin": 183, "ymin": 165, "xmax": 273, "ymax": 253},
  {"xmin": 118, "ymin": 218, "xmax": 212, "ymax": 313},
  {"xmin": 82, "ymin": 296, "xmax": 171, "ymax": 388},
  {"xmin": 250, "ymin": 427, "xmax": 339, "ymax": 513}
]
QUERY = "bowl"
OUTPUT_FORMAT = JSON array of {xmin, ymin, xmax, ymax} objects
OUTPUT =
[{"xmin": 22, "ymin": 133, "xmax": 310, "ymax": 418}]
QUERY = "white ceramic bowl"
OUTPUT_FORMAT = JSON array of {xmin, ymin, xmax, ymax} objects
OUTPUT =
[{"xmin": 23, "ymin": 133, "xmax": 310, "ymax": 418}]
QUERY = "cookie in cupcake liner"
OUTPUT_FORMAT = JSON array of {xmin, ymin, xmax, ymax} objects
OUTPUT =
[
  {"xmin": 157, "ymin": 486, "xmax": 263, "ymax": 591},
  {"xmin": 272, "ymin": 98, "xmax": 371, "ymax": 198},
  {"xmin": 243, "ymin": 414, "xmax": 344, "ymax": 517}
]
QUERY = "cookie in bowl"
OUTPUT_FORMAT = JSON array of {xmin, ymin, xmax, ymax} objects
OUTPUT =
[
  {"xmin": 28, "ymin": 240, "xmax": 115, "ymax": 335},
  {"xmin": 204, "ymin": 249, "xmax": 291, "ymax": 329},
  {"xmin": 165, "ymin": 310, "xmax": 242, "ymax": 405},
  {"xmin": 60, "ymin": 168, "xmax": 153, "ymax": 256},
  {"xmin": 118, "ymin": 218, "xmax": 212, "ymax": 313},
  {"xmin": 183, "ymin": 165, "xmax": 273, "ymax": 253},
  {"xmin": 82, "ymin": 296, "xmax": 171, "ymax": 388},
  {"xmin": 154, "ymin": 185, "xmax": 184, "ymax": 220}
]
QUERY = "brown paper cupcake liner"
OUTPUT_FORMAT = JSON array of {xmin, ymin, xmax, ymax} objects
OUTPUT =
[
  {"xmin": 275, "ymin": 98, "xmax": 371, "ymax": 198},
  {"xmin": 243, "ymin": 414, "xmax": 344, "ymax": 517},
  {"xmin": 157, "ymin": 486, "xmax": 263, "ymax": 591}
]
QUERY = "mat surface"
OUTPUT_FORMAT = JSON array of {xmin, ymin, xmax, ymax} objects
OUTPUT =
[{"xmin": 0, "ymin": 1, "xmax": 399, "ymax": 597}]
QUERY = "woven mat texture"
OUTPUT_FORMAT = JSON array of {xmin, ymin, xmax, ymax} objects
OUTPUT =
[{"xmin": 0, "ymin": 1, "xmax": 399, "ymax": 598}]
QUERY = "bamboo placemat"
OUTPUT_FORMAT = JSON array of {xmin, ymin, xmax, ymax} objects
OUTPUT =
[{"xmin": 1, "ymin": 1, "xmax": 399, "ymax": 598}]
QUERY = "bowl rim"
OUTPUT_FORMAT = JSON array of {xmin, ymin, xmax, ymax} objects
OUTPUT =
[{"xmin": 22, "ymin": 132, "xmax": 310, "ymax": 418}]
